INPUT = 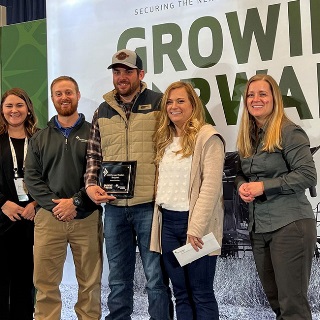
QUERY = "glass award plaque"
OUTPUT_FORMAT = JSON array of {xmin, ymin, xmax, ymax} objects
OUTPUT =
[{"xmin": 99, "ymin": 161, "xmax": 137, "ymax": 199}]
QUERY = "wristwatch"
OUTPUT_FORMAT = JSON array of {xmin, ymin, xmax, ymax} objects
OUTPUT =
[{"xmin": 72, "ymin": 193, "xmax": 83, "ymax": 207}]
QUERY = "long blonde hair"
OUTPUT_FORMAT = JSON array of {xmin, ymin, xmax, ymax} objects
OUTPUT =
[
  {"xmin": 0, "ymin": 88, "xmax": 38, "ymax": 137},
  {"xmin": 237, "ymin": 74, "xmax": 290, "ymax": 158},
  {"xmin": 154, "ymin": 81, "xmax": 206, "ymax": 164}
]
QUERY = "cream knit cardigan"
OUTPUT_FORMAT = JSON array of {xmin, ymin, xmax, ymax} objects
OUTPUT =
[{"xmin": 150, "ymin": 124, "xmax": 225, "ymax": 255}]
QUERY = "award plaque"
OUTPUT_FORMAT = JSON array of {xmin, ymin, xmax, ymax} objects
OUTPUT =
[{"xmin": 99, "ymin": 161, "xmax": 137, "ymax": 199}]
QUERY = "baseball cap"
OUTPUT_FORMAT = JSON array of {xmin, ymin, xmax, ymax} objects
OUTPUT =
[{"xmin": 107, "ymin": 49, "xmax": 143, "ymax": 70}]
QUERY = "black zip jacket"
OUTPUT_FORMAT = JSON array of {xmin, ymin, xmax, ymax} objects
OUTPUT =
[{"xmin": 24, "ymin": 114, "xmax": 100, "ymax": 218}]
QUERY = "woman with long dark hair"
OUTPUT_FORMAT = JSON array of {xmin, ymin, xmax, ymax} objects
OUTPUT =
[{"xmin": 0, "ymin": 88, "xmax": 38, "ymax": 320}]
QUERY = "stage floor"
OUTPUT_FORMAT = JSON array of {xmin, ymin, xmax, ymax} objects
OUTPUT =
[{"xmin": 59, "ymin": 256, "xmax": 320, "ymax": 320}]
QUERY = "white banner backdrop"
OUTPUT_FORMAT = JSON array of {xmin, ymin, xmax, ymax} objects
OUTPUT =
[{"xmin": 46, "ymin": 0, "xmax": 320, "ymax": 283}]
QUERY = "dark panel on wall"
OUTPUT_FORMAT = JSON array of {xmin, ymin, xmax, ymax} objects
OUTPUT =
[
  {"xmin": 0, "ymin": 0, "xmax": 46, "ymax": 25},
  {"xmin": 1, "ymin": 19, "xmax": 48, "ymax": 128}
]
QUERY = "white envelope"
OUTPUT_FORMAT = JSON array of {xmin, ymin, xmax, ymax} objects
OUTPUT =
[{"xmin": 173, "ymin": 232, "xmax": 221, "ymax": 267}]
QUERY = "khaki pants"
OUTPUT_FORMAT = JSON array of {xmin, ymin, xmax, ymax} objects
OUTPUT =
[{"xmin": 33, "ymin": 209, "xmax": 103, "ymax": 320}]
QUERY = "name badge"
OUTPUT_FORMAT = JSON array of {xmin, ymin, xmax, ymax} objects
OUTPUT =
[{"xmin": 14, "ymin": 178, "xmax": 29, "ymax": 202}]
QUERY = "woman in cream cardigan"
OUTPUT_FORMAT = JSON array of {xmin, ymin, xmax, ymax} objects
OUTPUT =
[{"xmin": 150, "ymin": 81, "xmax": 225, "ymax": 320}]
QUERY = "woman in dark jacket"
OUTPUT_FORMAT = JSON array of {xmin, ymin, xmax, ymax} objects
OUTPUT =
[{"xmin": 0, "ymin": 88, "xmax": 38, "ymax": 320}]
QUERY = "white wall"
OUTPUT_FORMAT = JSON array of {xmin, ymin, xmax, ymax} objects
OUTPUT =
[{"xmin": 46, "ymin": 0, "xmax": 320, "ymax": 283}]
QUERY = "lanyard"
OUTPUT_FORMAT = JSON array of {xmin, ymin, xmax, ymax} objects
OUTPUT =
[{"xmin": 9, "ymin": 137, "xmax": 28, "ymax": 179}]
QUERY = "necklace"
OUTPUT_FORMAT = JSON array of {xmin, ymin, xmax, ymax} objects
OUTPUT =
[{"xmin": 8, "ymin": 128, "xmax": 26, "ymax": 139}]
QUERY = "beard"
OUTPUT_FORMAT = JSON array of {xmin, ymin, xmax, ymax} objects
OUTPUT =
[
  {"xmin": 114, "ymin": 80, "xmax": 140, "ymax": 98},
  {"xmin": 55, "ymin": 101, "xmax": 78, "ymax": 117}
]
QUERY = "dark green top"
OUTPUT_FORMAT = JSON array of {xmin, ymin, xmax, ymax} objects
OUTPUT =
[{"xmin": 235, "ymin": 120, "xmax": 317, "ymax": 233}]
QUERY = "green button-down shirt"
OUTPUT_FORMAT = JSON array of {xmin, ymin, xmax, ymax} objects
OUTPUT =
[{"xmin": 235, "ymin": 121, "xmax": 317, "ymax": 233}]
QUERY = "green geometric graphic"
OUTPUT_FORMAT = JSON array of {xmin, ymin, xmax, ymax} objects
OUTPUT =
[{"xmin": 1, "ymin": 19, "xmax": 48, "ymax": 128}]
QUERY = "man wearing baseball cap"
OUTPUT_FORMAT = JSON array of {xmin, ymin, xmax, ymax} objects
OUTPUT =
[
  {"xmin": 85, "ymin": 49, "xmax": 171, "ymax": 320},
  {"xmin": 107, "ymin": 48, "xmax": 143, "ymax": 70}
]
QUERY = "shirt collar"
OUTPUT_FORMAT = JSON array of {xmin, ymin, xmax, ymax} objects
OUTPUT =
[{"xmin": 54, "ymin": 114, "xmax": 82, "ymax": 138}]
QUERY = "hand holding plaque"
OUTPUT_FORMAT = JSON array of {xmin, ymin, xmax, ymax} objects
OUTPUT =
[{"xmin": 99, "ymin": 161, "xmax": 137, "ymax": 199}]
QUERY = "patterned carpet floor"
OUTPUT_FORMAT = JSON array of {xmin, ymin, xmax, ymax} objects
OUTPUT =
[{"xmin": 60, "ymin": 256, "xmax": 320, "ymax": 320}]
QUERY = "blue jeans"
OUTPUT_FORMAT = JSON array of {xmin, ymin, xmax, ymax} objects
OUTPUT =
[
  {"xmin": 104, "ymin": 202, "xmax": 170, "ymax": 320},
  {"xmin": 161, "ymin": 208, "xmax": 219, "ymax": 320}
]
